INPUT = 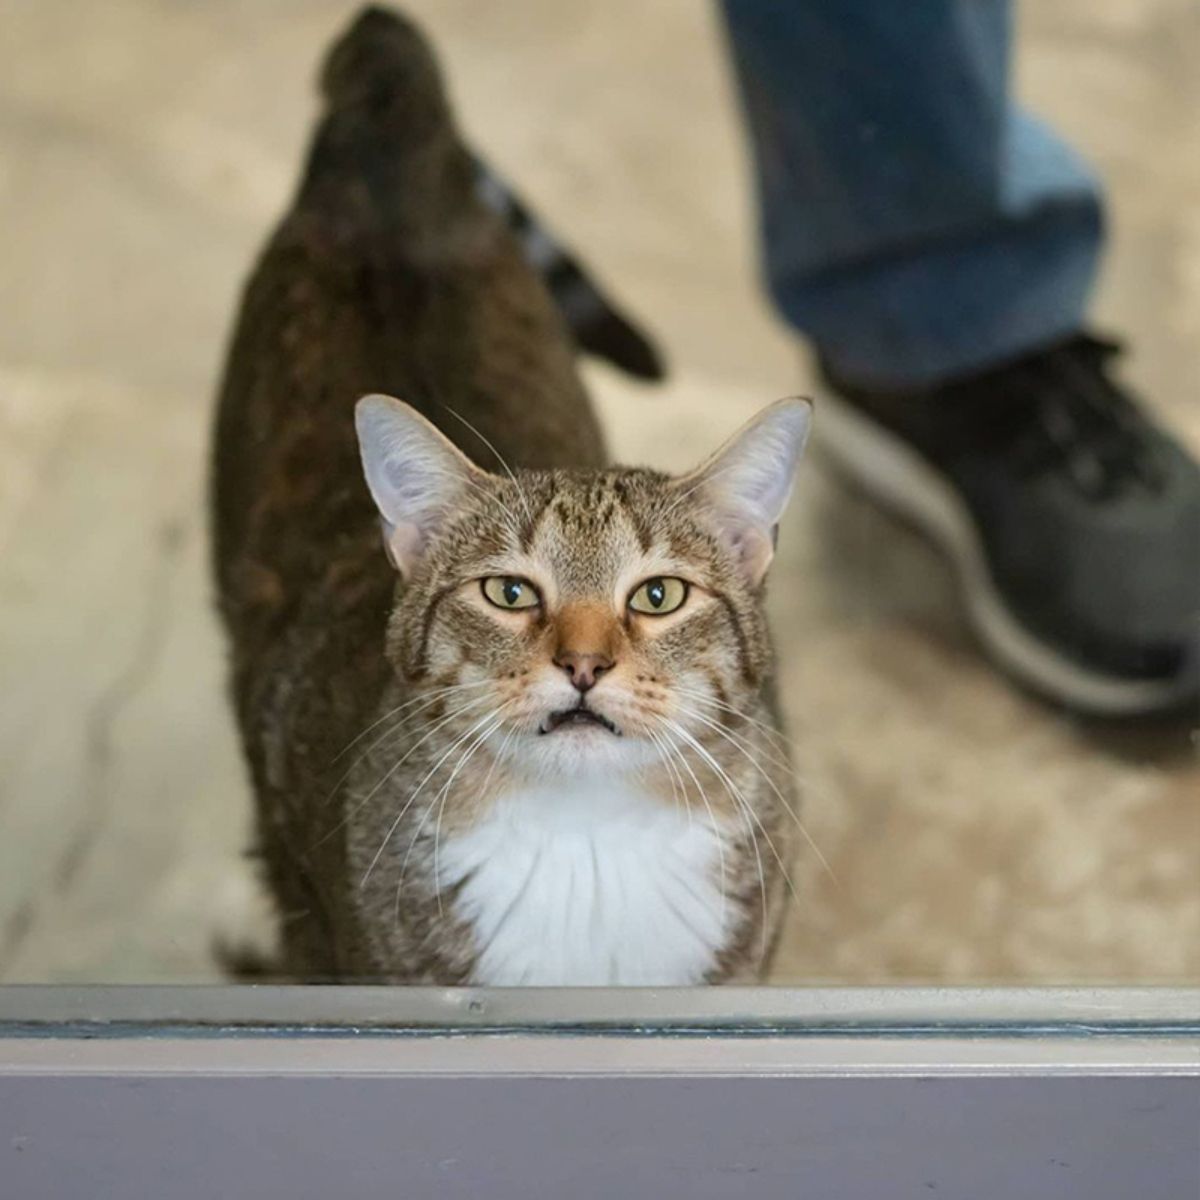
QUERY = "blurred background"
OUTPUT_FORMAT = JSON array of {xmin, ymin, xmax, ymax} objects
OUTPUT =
[{"xmin": 0, "ymin": 0, "xmax": 1196, "ymax": 984}]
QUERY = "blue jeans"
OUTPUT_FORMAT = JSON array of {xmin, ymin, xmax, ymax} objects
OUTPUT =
[{"xmin": 721, "ymin": 1, "xmax": 1105, "ymax": 389}]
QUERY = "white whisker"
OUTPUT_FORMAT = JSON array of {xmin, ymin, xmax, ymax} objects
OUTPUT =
[
  {"xmin": 430, "ymin": 710, "xmax": 511, "ymax": 915},
  {"xmin": 320, "ymin": 685, "xmax": 493, "ymax": 809},
  {"xmin": 443, "ymin": 406, "xmax": 536, "ymax": 530},
  {"xmin": 662, "ymin": 717, "xmax": 800, "ymax": 954},
  {"xmin": 658, "ymin": 462, "xmax": 745, "ymax": 525},
  {"xmin": 311, "ymin": 694, "xmax": 495, "ymax": 851},
  {"xmin": 356, "ymin": 703, "xmax": 501, "ymax": 886},
  {"xmin": 673, "ymin": 684, "xmax": 801, "ymax": 758},
  {"xmin": 659, "ymin": 717, "xmax": 769, "ymax": 960},
  {"xmin": 672, "ymin": 701, "xmax": 838, "ymax": 887},
  {"xmin": 477, "ymin": 721, "xmax": 519, "ymax": 801},
  {"xmin": 646, "ymin": 728, "xmax": 691, "ymax": 830},
  {"xmin": 393, "ymin": 718, "xmax": 520, "ymax": 931},
  {"xmin": 430, "ymin": 462, "xmax": 524, "ymax": 543},
  {"xmin": 652, "ymin": 719, "xmax": 728, "ymax": 930},
  {"xmin": 331, "ymin": 679, "xmax": 492, "ymax": 763}
]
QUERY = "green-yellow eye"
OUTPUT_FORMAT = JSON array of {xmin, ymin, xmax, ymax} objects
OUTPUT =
[
  {"xmin": 628, "ymin": 576, "xmax": 688, "ymax": 616},
  {"xmin": 481, "ymin": 576, "xmax": 540, "ymax": 610}
]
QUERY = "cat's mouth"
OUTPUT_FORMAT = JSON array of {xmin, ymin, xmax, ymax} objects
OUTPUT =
[{"xmin": 538, "ymin": 705, "xmax": 621, "ymax": 737}]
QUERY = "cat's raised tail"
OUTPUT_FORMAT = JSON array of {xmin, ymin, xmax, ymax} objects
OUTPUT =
[{"xmin": 320, "ymin": 5, "xmax": 666, "ymax": 383}]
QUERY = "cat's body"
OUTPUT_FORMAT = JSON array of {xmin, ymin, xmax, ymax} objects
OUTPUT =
[{"xmin": 213, "ymin": 7, "xmax": 804, "ymax": 985}]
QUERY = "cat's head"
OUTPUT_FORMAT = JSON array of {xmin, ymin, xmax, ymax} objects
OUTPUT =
[{"xmin": 355, "ymin": 396, "xmax": 810, "ymax": 779}]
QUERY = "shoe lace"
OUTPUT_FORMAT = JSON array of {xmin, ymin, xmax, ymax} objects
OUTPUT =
[{"xmin": 986, "ymin": 334, "xmax": 1166, "ymax": 500}]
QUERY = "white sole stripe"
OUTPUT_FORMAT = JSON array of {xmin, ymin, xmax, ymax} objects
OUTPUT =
[{"xmin": 814, "ymin": 388, "xmax": 1195, "ymax": 715}]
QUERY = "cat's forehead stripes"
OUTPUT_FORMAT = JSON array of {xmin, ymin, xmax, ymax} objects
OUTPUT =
[
  {"xmin": 528, "ymin": 473, "xmax": 649, "ymax": 596},
  {"xmin": 472, "ymin": 467, "xmax": 737, "ymax": 610}
]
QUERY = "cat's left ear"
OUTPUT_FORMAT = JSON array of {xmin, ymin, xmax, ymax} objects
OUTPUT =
[
  {"xmin": 676, "ymin": 398, "xmax": 811, "ymax": 586},
  {"xmin": 355, "ymin": 394, "xmax": 486, "ymax": 577}
]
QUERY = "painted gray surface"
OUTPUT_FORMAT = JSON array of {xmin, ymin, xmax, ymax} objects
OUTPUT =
[
  {"xmin": 3, "ymin": 1072, "xmax": 1198, "ymax": 1199},
  {"xmin": 2, "ymin": 983, "xmax": 1199, "ymax": 1033}
]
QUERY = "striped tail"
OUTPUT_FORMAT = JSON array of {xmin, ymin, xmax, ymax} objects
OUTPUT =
[{"xmin": 473, "ymin": 156, "xmax": 666, "ymax": 383}]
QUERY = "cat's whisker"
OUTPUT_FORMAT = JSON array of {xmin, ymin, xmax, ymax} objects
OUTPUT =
[
  {"xmin": 457, "ymin": 468, "xmax": 525, "ymax": 543},
  {"xmin": 662, "ymin": 717, "xmax": 802, "ymax": 943},
  {"xmin": 310, "ymin": 694, "xmax": 495, "ymax": 851},
  {"xmin": 673, "ymin": 694, "xmax": 843, "ymax": 833},
  {"xmin": 397, "ymin": 711, "xmax": 509, "ymax": 923},
  {"xmin": 416, "ymin": 460, "xmax": 524, "ymax": 545},
  {"xmin": 330, "ymin": 679, "xmax": 493, "ymax": 763},
  {"xmin": 659, "ymin": 717, "xmax": 769, "ymax": 961},
  {"xmin": 443, "ymin": 406, "xmax": 537, "ymax": 530},
  {"xmin": 673, "ymin": 685, "xmax": 837, "ymax": 795},
  {"xmin": 723, "ymin": 785, "xmax": 769, "ymax": 965},
  {"xmin": 673, "ymin": 698, "xmax": 796, "ymax": 782},
  {"xmin": 668, "ymin": 732, "xmax": 808, "ymax": 948},
  {"xmin": 659, "ymin": 733, "xmax": 692, "ymax": 828},
  {"xmin": 673, "ymin": 684, "xmax": 801, "ymax": 759},
  {"xmin": 653, "ymin": 725, "xmax": 761, "ymax": 956},
  {"xmin": 316, "ymin": 696, "xmax": 488, "ymax": 852},
  {"xmin": 672, "ymin": 701, "xmax": 839, "ymax": 888},
  {"xmin": 672, "ymin": 694, "xmax": 796, "ymax": 786},
  {"xmin": 683, "ymin": 696, "xmax": 831, "ymax": 808},
  {"xmin": 393, "ymin": 716, "xmax": 519, "ymax": 932},
  {"xmin": 658, "ymin": 462, "xmax": 745, "ymax": 525},
  {"xmin": 643, "ymin": 729, "xmax": 681, "ymax": 825},
  {"xmin": 645, "ymin": 728, "xmax": 689, "ymax": 827},
  {"xmin": 672, "ymin": 702, "xmax": 836, "ymax": 887},
  {"xmin": 730, "ymin": 790, "xmax": 770, "ymax": 966},
  {"xmin": 651, "ymin": 729, "xmax": 740, "ymax": 945},
  {"xmin": 430, "ymin": 709, "xmax": 512, "ymax": 916},
  {"xmin": 360, "ymin": 704, "xmax": 509, "ymax": 890},
  {"xmin": 319, "ymin": 686, "xmax": 495, "ymax": 811},
  {"xmin": 652, "ymin": 718, "xmax": 728, "ymax": 931},
  {"xmin": 476, "ymin": 720, "xmax": 519, "ymax": 801}
]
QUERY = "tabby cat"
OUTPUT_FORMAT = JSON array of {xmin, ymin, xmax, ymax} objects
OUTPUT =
[{"xmin": 212, "ymin": 6, "xmax": 810, "ymax": 984}]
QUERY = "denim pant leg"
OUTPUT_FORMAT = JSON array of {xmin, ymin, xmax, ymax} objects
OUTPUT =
[{"xmin": 719, "ymin": 0, "xmax": 1106, "ymax": 389}]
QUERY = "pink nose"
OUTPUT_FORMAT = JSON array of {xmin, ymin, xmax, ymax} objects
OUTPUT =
[{"xmin": 553, "ymin": 650, "xmax": 614, "ymax": 693}]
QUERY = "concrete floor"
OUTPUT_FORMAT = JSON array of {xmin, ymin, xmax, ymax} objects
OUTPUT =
[{"xmin": 0, "ymin": 0, "xmax": 1197, "ymax": 984}]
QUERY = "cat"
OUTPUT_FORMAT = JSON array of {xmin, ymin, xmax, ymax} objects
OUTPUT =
[{"xmin": 212, "ymin": 5, "xmax": 810, "ymax": 985}]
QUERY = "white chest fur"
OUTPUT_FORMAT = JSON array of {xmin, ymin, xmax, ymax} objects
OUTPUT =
[{"xmin": 438, "ymin": 778, "xmax": 733, "ymax": 985}]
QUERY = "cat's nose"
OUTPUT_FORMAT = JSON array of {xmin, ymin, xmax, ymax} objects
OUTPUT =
[{"xmin": 553, "ymin": 650, "xmax": 614, "ymax": 693}]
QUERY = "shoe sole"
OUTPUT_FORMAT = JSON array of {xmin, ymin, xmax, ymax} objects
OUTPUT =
[{"xmin": 815, "ymin": 387, "xmax": 1197, "ymax": 716}]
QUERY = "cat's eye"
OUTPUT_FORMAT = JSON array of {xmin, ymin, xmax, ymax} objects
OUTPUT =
[
  {"xmin": 481, "ymin": 575, "xmax": 540, "ymax": 611},
  {"xmin": 628, "ymin": 576, "xmax": 689, "ymax": 616}
]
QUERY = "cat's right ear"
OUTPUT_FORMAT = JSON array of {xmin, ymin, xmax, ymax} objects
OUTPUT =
[
  {"xmin": 675, "ymin": 398, "xmax": 812, "ymax": 587},
  {"xmin": 355, "ymin": 395, "xmax": 483, "ymax": 577}
]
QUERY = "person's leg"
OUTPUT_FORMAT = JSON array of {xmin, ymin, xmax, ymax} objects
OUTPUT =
[
  {"xmin": 720, "ymin": 0, "xmax": 1104, "ymax": 390},
  {"xmin": 720, "ymin": 0, "xmax": 1199, "ymax": 715}
]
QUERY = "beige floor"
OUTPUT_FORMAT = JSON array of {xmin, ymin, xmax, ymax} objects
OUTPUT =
[{"xmin": 0, "ymin": 0, "xmax": 1196, "ymax": 984}]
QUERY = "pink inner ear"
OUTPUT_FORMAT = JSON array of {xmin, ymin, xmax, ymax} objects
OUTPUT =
[
  {"xmin": 385, "ymin": 520, "xmax": 426, "ymax": 578},
  {"xmin": 725, "ymin": 520, "xmax": 774, "ymax": 586}
]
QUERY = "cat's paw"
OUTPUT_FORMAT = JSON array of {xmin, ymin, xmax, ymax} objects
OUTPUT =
[{"xmin": 210, "ymin": 868, "xmax": 281, "ymax": 980}]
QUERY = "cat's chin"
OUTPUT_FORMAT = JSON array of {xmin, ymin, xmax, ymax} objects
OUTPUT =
[{"xmin": 517, "ymin": 725, "xmax": 658, "ymax": 780}]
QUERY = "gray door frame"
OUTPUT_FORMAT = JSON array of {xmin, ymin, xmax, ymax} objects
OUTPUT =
[{"xmin": 2, "ymin": 986, "xmax": 1198, "ymax": 1198}]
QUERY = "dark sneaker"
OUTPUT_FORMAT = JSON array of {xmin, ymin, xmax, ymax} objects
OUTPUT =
[{"xmin": 816, "ymin": 334, "xmax": 1200, "ymax": 716}]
